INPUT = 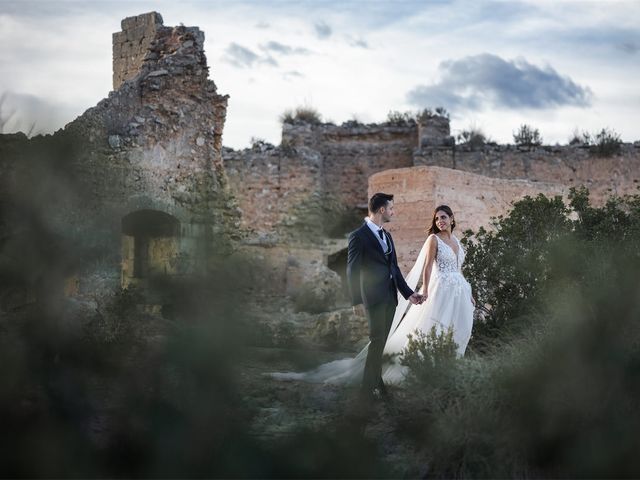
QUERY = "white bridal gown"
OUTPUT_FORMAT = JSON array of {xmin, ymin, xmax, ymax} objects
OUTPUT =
[{"xmin": 272, "ymin": 234, "xmax": 474, "ymax": 385}]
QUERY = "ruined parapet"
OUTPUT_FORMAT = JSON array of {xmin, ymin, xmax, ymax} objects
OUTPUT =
[
  {"xmin": 225, "ymin": 120, "xmax": 417, "ymax": 241},
  {"xmin": 112, "ymin": 12, "xmax": 164, "ymax": 90},
  {"xmin": 281, "ymin": 120, "xmax": 417, "ymax": 148}
]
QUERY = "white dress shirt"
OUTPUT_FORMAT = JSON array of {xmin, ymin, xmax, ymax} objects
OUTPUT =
[{"xmin": 365, "ymin": 217, "xmax": 389, "ymax": 253}]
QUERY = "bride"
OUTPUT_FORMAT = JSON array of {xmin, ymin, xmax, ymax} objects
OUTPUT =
[{"xmin": 273, "ymin": 205, "xmax": 475, "ymax": 386}]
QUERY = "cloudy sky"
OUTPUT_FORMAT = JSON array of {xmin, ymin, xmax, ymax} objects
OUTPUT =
[{"xmin": 1, "ymin": 0, "xmax": 638, "ymax": 148}]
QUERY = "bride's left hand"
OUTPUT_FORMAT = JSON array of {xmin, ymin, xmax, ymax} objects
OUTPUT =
[{"xmin": 470, "ymin": 295, "xmax": 476, "ymax": 307}]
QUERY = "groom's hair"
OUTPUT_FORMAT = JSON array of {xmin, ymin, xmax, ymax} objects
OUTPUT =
[{"xmin": 369, "ymin": 193, "xmax": 394, "ymax": 213}]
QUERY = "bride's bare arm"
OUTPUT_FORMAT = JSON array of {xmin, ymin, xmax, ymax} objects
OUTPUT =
[{"xmin": 420, "ymin": 235, "xmax": 438, "ymax": 295}]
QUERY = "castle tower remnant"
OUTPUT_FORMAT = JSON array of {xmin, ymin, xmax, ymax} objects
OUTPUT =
[
  {"xmin": 56, "ymin": 11, "xmax": 236, "ymax": 294},
  {"xmin": 112, "ymin": 12, "xmax": 164, "ymax": 90}
]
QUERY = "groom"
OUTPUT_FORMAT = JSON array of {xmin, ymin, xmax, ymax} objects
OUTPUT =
[{"xmin": 347, "ymin": 192, "xmax": 424, "ymax": 401}]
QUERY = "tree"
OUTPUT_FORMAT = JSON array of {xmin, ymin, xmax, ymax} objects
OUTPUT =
[
  {"xmin": 457, "ymin": 126, "xmax": 489, "ymax": 149},
  {"xmin": 590, "ymin": 128, "xmax": 622, "ymax": 157},
  {"xmin": 513, "ymin": 124, "xmax": 542, "ymax": 147},
  {"xmin": 461, "ymin": 188, "xmax": 640, "ymax": 346}
]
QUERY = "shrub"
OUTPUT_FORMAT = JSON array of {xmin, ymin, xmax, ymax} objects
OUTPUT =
[
  {"xmin": 513, "ymin": 124, "xmax": 542, "ymax": 147},
  {"xmin": 249, "ymin": 137, "xmax": 273, "ymax": 150},
  {"xmin": 590, "ymin": 127, "xmax": 622, "ymax": 157},
  {"xmin": 434, "ymin": 106, "xmax": 450, "ymax": 119},
  {"xmin": 344, "ymin": 114, "xmax": 364, "ymax": 126},
  {"xmin": 457, "ymin": 127, "xmax": 488, "ymax": 149},
  {"xmin": 415, "ymin": 107, "xmax": 449, "ymax": 123},
  {"xmin": 568, "ymin": 128, "xmax": 591, "ymax": 145},
  {"xmin": 385, "ymin": 110, "xmax": 415, "ymax": 126},
  {"xmin": 461, "ymin": 194, "xmax": 572, "ymax": 344},
  {"xmin": 280, "ymin": 106, "xmax": 322, "ymax": 125},
  {"xmin": 400, "ymin": 326, "xmax": 458, "ymax": 387},
  {"xmin": 568, "ymin": 127, "xmax": 622, "ymax": 156}
]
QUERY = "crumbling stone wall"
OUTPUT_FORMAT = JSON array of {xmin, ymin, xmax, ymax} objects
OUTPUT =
[
  {"xmin": 280, "ymin": 121, "xmax": 417, "ymax": 212},
  {"xmin": 227, "ymin": 114, "xmax": 640, "ymax": 249},
  {"xmin": 224, "ymin": 122, "xmax": 417, "ymax": 241},
  {"xmin": 223, "ymin": 143, "xmax": 324, "ymax": 242}
]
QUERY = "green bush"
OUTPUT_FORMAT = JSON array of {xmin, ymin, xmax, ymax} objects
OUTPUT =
[
  {"xmin": 462, "ymin": 187, "xmax": 640, "ymax": 346},
  {"xmin": 457, "ymin": 127, "xmax": 488, "ymax": 149},
  {"xmin": 461, "ymin": 194, "xmax": 572, "ymax": 344},
  {"xmin": 513, "ymin": 124, "xmax": 543, "ymax": 147},
  {"xmin": 568, "ymin": 128, "xmax": 591, "ymax": 145},
  {"xmin": 400, "ymin": 326, "xmax": 457, "ymax": 387},
  {"xmin": 385, "ymin": 110, "xmax": 416, "ymax": 126},
  {"xmin": 435, "ymin": 106, "xmax": 450, "ymax": 119},
  {"xmin": 280, "ymin": 106, "xmax": 322, "ymax": 125},
  {"xmin": 568, "ymin": 127, "xmax": 623, "ymax": 156},
  {"xmin": 590, "ymin": 127, "xmax": 622, "ymax": 157},
  {"xmin": 414, "ymin": 106, "xmax": 450, "ymax": 123}
]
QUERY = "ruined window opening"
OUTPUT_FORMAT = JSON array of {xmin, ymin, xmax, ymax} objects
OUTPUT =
[
  {"xmin": 121, "ymin": 209, "xmax": 180, "ymax": 287},
  {"xmin": 133, "ymin": 236, "xmax": 150, "ymax": 278}
]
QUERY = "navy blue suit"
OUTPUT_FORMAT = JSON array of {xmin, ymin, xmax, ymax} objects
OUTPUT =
[{"xmin": 346, "ymin": 222, "xmax": 414, "ymax": 393}]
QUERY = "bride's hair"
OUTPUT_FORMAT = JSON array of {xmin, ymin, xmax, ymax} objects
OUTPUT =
[{"xmin": 428, "ymin": 204, "xmax": 455, "ymax": 235}]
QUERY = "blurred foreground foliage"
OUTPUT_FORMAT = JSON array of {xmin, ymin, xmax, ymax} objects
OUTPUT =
[
  {"xmin": 397, "ymin": 187, "xmax": 640, "ymax": 478},
  {"xmin": 0, "ymin": 132, "xmax": 387, "ymax": 478},
  {"xmin": 0, "ymin": 265, "xmax": 387, "ymax": 478}
]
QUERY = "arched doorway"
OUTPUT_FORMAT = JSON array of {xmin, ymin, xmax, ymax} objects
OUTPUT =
[{"xmin": 121, "ymin": 209, "xmax": 180, "ymax": 288}]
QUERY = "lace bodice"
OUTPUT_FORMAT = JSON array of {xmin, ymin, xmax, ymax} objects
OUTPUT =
[{"xmin": 434, "ymin": 234, "xmax": 464, "ymax": 274}]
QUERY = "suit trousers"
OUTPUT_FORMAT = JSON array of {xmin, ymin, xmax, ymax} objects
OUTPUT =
[{"xmin": 362, "ymin": 301, "xmax": 397, "ymax": 392}]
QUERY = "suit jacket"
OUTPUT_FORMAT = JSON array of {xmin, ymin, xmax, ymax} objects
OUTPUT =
[{"xmin": 346, "ymin": 222, "xmax": 413, "ymax": 308}]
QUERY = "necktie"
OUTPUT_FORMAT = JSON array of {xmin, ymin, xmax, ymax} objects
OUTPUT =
[{"xmin": 379, "ymin": 229, "xmax": 391, "ymax": 255}]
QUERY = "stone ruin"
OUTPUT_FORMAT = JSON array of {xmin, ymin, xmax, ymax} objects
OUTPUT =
[
  {"xmin": 1, "ymin": 11, "xmax": 639, "ymax": 349},
  {"xmin": 1, "ymin": 12, "xmax": 236, "ymax": 306}
]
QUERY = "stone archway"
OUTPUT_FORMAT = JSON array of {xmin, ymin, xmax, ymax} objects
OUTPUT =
[{"xmin": 121, "ymin": 209, "xmax": 180, "ymax": 288}]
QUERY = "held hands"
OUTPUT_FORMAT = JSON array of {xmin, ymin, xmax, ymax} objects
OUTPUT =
[{"xmin": 409, "ymin": 292, "xmax": 427, "ymax": 305}]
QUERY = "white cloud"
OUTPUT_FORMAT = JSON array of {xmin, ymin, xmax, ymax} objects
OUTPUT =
[
  {"xmin": 407, "ymin": 54, "xmax": 593, "ymax": 111},
  {"xmin": 0, "ymin": 0, "xmax": 638, "ymax": 149}
]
